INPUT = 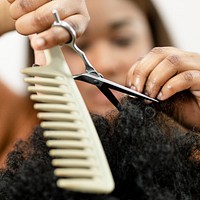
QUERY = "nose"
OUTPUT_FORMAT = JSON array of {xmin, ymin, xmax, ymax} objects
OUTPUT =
[{"xmin": 86, "ymin": 41, "xmax": 120, "ymax": 77}]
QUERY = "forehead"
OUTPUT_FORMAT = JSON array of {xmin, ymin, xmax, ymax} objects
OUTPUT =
[{"xmin": 85, "ymin": 0, "xmax": 147, "ymax": 28}]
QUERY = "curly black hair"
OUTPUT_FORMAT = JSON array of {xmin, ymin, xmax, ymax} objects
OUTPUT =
[{"xmin": 0, "ymin": 97, "xmax": 200, "ymax": 200}]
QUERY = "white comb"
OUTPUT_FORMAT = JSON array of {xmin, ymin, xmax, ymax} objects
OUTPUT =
[{"xmin": 21, "ymin": 46, "xmax": 114, "ymax": 193}]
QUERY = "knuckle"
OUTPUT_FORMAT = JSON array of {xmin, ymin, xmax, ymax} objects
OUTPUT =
[
  {"xmin": 166, "ymin": 84, "xmax": 176, "ymax": 93},
  {"xmin": 147, "ymin": 78, "xmax": 160, "ymax": 91},
  {"xmin": 182, "ymin": 71, "xmax": 194, "ymax": 82},
  {"xmin": 150, "ymin": 47, "xmax": 164, "ymax": 54},
  {"xmin": 166, "ymin": 55, "xmax": 180, "ymax": 66},
  {"xmin": 19, "ymin": 0, "xmax": 34, "ymax": 13},
  {"xmin": 33, "ymin": 11, "xmax": 50, "ymax": 29}
]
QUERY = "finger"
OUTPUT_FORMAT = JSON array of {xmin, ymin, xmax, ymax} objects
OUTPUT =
[
  {"xmin": 157, "ymin": 70, "xmax": 200, "ymax": 100},
  {"xmin": 125, "ymin": 62, "xmax": 138, "ymax": 89},
  {"xmin": 29, "ymin": 34, "xmax": 46, "ymax": 65},
  {"xmin": 9, "ymin": 0, "xmax": 50, "ymax": 19},
  {"xmin": 30, "ymin": 14, "xmax": 89, "ymax": 50},
  {"xmin": 145, "ymin": 54, "xmax": 179, "ymax": 98},
  {"xmin": 34, "ymin": 49, "xmax": 46, "ymax": 65},
  {"xmin": 15, "ymin": 0, "xmax": 89, "ymax": 35},
  {"xmin": 131, "ymin": 47, "xmax": 167, "ymax": 93}
]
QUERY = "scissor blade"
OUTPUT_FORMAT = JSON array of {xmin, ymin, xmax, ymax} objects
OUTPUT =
[
  {"xmin": 101, "ymin": 77, "xmax": 158, "ymax": 102},
  {"xmin": 73, "ymin": 73, "xmax": 158, "ymax": 102},
  {"xmin": 98, "ymin": 86, "xmax": 121, "ymax": 110}
]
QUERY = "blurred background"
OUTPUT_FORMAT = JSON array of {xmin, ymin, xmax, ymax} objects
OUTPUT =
[{"xmin": 0, "ymin": 0, "xmax": 199, "ymax": 95}]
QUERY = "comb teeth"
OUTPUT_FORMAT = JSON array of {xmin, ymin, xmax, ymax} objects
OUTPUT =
[{"xmin": 22, "ymin": 46, "xmax": 114, "ymax": 193}]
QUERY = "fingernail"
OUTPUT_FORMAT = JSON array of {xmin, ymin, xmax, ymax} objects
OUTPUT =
[
  {"xmin": 128, "ymin": 81, "xmax": 132, "ymax": 87},
  {"xmin": 144, "ymin": 91, "xmax": 149, "ymax": 96},
  {"xmin": 157, "ymin": 92, "xmax": 162, "ymax": 100},
  {"xmin": 144, "ymin": 99, "xmax": 152, "ymax": 104},
  {"xmin": 131, "ymin": 86, "xmax": 136, "ymax": 91}
]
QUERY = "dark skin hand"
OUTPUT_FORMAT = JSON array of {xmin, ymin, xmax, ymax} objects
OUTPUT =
[
  {"xmin": 126, "ymin": 47, "xmax": 200, "ymax": 131},
  {"xmin": 7, "ymin": 0, "xmax": 90, "ymax": 50}
]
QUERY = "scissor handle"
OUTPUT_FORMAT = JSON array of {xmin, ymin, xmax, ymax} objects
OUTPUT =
[
  {"xmin": 52, "ymin": 10, "xmax": 76, "ymax": 45},
  {"xmin": 52, "ymin": 10, "xmax": 100, "ymax": 76}
]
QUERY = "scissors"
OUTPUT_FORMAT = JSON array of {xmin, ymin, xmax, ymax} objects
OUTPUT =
[{"xmin": 52, "ymin": 10, "xmax": 158, "ymax": 110}]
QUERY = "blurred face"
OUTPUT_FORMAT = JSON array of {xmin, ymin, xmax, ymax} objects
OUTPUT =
[{"xmin": 62, "ymin": 0, "xmax": 153, "ymax": 115}]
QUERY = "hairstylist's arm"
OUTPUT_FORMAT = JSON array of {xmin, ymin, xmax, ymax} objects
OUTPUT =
[
  {"xmin": 0, "ymin": 0, "xmax": 15, "ymax": 35},
  {"xmin": 126, "ymin": 46, "xmax": 200, "ymax": 129},
  {"xmin": 7, "ymin": 0, "xmax": 90, "ymax": 50}
]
